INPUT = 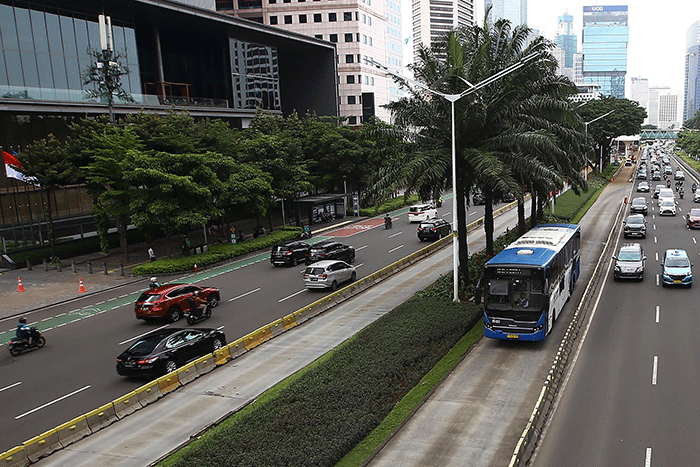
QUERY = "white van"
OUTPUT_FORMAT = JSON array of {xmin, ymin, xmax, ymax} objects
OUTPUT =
[
  {"xmin": 408, "ymin": 203, "xmax": 438, "ymax": 223},
  {"xmin": 658, "ymin": 188, "xmax": 675, "ymax": 206}
]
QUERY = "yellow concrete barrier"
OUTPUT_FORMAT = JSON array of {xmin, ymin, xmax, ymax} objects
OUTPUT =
[
  {"xmin": 283, "ymin": 314, "xmax": 297, "ymax": 330},
  {"xmin": 85, "ymin": 402, "xmax": 117, "ymax": 433},
  {"xmin": 243, "ymin": 326, "xmax": 272, "ymax": 350},
  {"xmin": 22, "ymin": 428, "xmax": 61, "ymax": 462},
  {"xmin": 0, "ymin": 445, "xmax": 29, "ymax": 467},
  {"xmin": 135, "ymin": 380, "xmax": 163, "ymax": 407},
  {"xmin": 157, "ymin": 372, "xmax": 180, "ymax": 395},
  {"xmin": 194, "ymin": 353, "xmax": 216, "ymax": 375},
  {"xmin": 227, "ymin": 337, "xmax": 248, "ymax": 365},
  {"xmin": 176, "ymin": 361, "xmax": 199, "ymax": 385},
  {"xmin": 269, "ymin": 318, "xmax": 287, "ymax": 338},
  {"xmin": 55, "ymin": 414, "xmax": 91, "ymax": 448},
  {"xmin": 112, "ymin": 391, "xmax": 142, "ymax": 419}
]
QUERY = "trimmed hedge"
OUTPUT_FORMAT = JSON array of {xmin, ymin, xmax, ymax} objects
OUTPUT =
[
  {"xmin": 132, "ymin": 227, "xmax": 302, "ymax": 275},
  {"xmin": 157, "ymin": 297, "xmax": 482, "ymax": 467},
  {"xmin": 359, "ymin": 194, "xmax": 420, "ymax": 217}
]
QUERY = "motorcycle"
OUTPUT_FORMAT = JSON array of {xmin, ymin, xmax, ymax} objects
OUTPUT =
[
  {"xmin": 8, "ymin": 327, "xmax": 46, "ymax": 356},
  {"xmin": 384, "ymin": 217, "xmax": 393, "ymax": 229},
  {"xmin": 300, "ymin": 227, "xmax": 312, "ymax": 239},
  {"xmin": 186, "ymin": 304, "xmax": 212, "ymax": 325},
  {"xmin": 680, "ymin": 190, "xmax": 685, "ymax": 199}
]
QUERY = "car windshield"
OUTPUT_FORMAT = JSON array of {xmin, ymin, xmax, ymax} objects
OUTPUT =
[
  {"xmin": 632, "ymin": 199, "xmax": 645, "ymax": 206},
  {"xmin": 305, "ymin": 267, "xmax": 326, "ymax": 275},
  {"xmin": 661, "ymin": 200, "xmax": 674, "ymax": 206},
  {"xmin": 666, "ymin": 257, "xmax": 690, "ymax": 268},
  {"xmin": 690, "ymin": 209, "xmax": 700, "ymax": 216},
  {"xmin": 627, "ymin": 217, "xmax": 644, "ymax": 225},
  {"xmin": 137, "ymin": 293, "xmax": 161, "ymax": 303},
  {"xmin": 619, "ymin": 251, "xmax": 641, "ymax": 261},
  {"xmin": 410, "ymin": 206, "xmax": 427, "ymax": 212},
  {"xmin": 419, "ymin": 222, "xmax": 434, "ymax": 228},
  {"xmin": 127, "ymin": 336, "xmax": 162, "ymax": 356}
]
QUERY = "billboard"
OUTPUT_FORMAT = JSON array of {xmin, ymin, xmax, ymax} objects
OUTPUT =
[{"xmin": 583, "ymin": 5, "xmax": 628, "ymax": 26}]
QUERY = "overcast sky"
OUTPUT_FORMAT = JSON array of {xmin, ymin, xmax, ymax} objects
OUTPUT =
[{"xmin": 402, "ymin": 0, "xmax": 700, "ymax": 101}]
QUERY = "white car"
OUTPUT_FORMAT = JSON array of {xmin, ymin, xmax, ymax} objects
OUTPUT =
[
  {"xmin": 694, "ymin": 189, "xmax": 700, "ymax": 203},
  {"xmin": 303, "ymin": 260, "xmax": 357, "ymax": 291},
  {"xmin": 407, "ymin": 203, "xmax": 438, "ymax": 223},
  {"xmin": 659, "ymin": 198, "xmax": 677, "ymax": 216}
]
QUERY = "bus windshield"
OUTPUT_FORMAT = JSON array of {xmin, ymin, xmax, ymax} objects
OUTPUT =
[{"xmin": 484, "ymin": 277, "xmax": 546, "ymax": 318}]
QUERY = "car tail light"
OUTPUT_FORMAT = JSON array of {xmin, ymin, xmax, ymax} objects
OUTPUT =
[
  {"xmin": 116, "ymin": 358, "xmax": 123, "ymax": 363},
  {"xmin": 319, "ymin": 274, "xmax": 327, "ymax": 279},
  {"xmin": 431, "ymin": 227, "xmax": 437, "ymax": 232},
  {"xmin": 138, "ymin": 356, "xmax": 159, "ymax": 365}
]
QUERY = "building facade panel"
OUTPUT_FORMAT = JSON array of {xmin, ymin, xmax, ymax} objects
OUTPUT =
[
  {"xmin": 684, "ymin": 20, "xmax": 700, "ymax": 123},
  {"xmin": 582, "ymin": 5, "xmax": 628, "ymax": 98}
]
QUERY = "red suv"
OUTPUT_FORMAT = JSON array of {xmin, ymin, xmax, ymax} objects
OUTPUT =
[{"xmin": 134, "ymin": 284, "xmax": 220, "ymax": 322}]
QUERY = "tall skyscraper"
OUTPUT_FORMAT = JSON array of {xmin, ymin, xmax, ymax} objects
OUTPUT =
[
  {"xmin": 649, "ymin": 87, "xmax": 680, "ymax": 129},
  {"xmin": 581, "ymin": 5, "xmax": 629, "ymax": 98},
  {"xmin": 412, "ymin": 0, "xmax": 474, "ymax": 63},
  {"xmin": 684, "ymin": 20, "xmax": 700, "ymax": 123},
  {"xmin": 555, "ymin": 13, "xmax": 576, "ymax": 80},
  {"xmin": 215, "ymin": 0, "xmax": 404, "ymax": 124},
  {"xmin": 630, "ymin": 77, "xmax": 649, "ymax": 124},
  {"xmin": 484, "ymin": 0, "xmax": 526, "ymax": 27}
]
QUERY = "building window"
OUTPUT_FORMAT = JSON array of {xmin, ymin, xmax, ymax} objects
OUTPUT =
[
  {"xmin": 315, "ymin": 34, "xmax": 323, "ymax": 39},
  {"xmin": 299, "ymin": 14, "xmax": 307, "ymax": 23},
  {"xmin": 283, "ymin": 0, "xmax": 291, "ymax": 3},
  {"xmin": 269, "ymin": 0, "xmax": 276, "ymax": 3},
  {"xmin": 348, "ymin": 116, "xmax": 357, "ymax": 124},
  {"xmin": 371, "ymin": 77, "xmax": 374, "ymax": 85},
  {"xmin": 346, "ymin": 54, "xmax": 354, "ymax": 63},
  {"xmin": 284, "ymin": 15, "xmax": 292, "ymax": 23},
  {"xmin": 269, "ymin": 16, "xmax": 278, "ymax": 24},
  {"xmin": 344, "ymin": 11, "xmax": 353, "ymax": 21},
  {"xmin": 348, "ymin": 95, "xmax": 356, "ymax": 104},
  {"xmin": 329, "ymin": 34, "xmax": 338, "ymax": 42},
  {"xmin": 369, "ymin": 37, "xmax": 372, "ymax": 46},
  {"xmin": 347, "ymin": 75, "xmax": 355, "ymax": 84},
  {"xmin": 356, "ymin": 33, "xmax": 360, "ymax": 41},
  {"xmin": 363, "ymin": 35, "xmax": 367, "ymax": 44},
  {"xmin": 345, "ymin": 33, "xmax": 353, "ymax": 42},
  {"xmin": 362, "ymin": 14, "xmax": 366, "ymax": 23},
  {"xmin": 329, "ymin": 12, "xmax": 337, "ymax": 22},
  {"xmin": 367, "ymin": 16, "xmax": 372, "ymax": 25},
  {"xmin": 314, "ymin": 13, "xmax": 322, "ymax": 22}
]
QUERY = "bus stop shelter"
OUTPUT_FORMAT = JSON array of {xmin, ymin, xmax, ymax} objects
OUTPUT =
[{"xmin": 294, "ymin": 194, "xmax": 347, "ymax": 225}]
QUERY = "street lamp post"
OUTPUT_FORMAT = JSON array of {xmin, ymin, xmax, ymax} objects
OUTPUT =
[
  {"xmin": 584, "ymin": 109, "xmax": 615, "ymax": 180},
  {"xmin": 368, "ymin": 53, "xmax": 538, "ymax": 301},
  {"xmin": 343, "ymin": 175, "xmax": 347, "ymax": 216}
]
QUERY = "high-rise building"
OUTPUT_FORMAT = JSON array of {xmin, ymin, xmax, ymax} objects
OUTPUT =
[
  {"xmin": 484, "ymin": 0, "xmax": 526, "ymax": 27},
  {"xmin": 648, "ymin": 87, "xmax": 680, "ymax": 129},
  {"xmin": 412, "ymin": 0, "xmax": 474, "ymax": 62},
  {"xmin": 555, "ymin": 13, "xmax": 576, "ymax": 80},
  {"xmin": 581, "ymin": 5, "xmax": 629, "ymax": 98},
  {"xmin": 630, "ymin": 77, "xmax": 649, "ymax": 124},
  {"xmin": 684, "ymin": 20, "xmax": 700, "ymax": 123},
  {"xmin": 215, "ymin": 0, "xmax": 404, "ymax": 124},
  {"xmin": 573, "ymin": 52, "xmax": 584, "ymax": 83}
]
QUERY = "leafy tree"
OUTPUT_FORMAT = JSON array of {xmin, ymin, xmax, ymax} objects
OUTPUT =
[
  {"xmin": 16, "ymin": 135, "xmax": 80, "ymax": 258},
  {"xmin": 684, "ymin": 108, "xmax": 700, "ymax": 130}
]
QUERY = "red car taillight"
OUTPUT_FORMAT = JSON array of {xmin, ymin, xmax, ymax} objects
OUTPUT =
[
  {"xmin": 137, "ymin": 356, "xmax": 159, "ymax": 365},
  {"xmin": 320, "ymin": 274, "xmax": 328, "ymax": 279}
]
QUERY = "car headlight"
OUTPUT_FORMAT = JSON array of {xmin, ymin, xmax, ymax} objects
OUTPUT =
[{"xmin": 636, "ymin": 267, "xmax": 644, "ymax": 273}]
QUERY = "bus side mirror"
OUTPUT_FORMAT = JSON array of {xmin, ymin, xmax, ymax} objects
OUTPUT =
[{"xmin": 474, "ymin": 277, "xmax": 483, "ymax": 304}]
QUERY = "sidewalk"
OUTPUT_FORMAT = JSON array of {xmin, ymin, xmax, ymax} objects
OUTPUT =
[{"xmin": 0, "ymin": 216, "xmax": 361, "ymax": 320}]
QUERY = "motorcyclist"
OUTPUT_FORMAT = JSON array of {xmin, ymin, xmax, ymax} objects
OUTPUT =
[
  {"xmin": 680, "ymin": 187, "xmax": 685, "ymax": 198},
  {"xmin": 667, "ymin": 179, "xmax": 671, "ymax": 188},
  {"xmin": 16, "ymin": 317, "xmax": 31, "ymax": 345},
  {"xmin": 693, "ymin": 182, "xmax": 697, "ymax": 192},
  {"xmin": 149, "ymin": 277, "xmax": 161, "ymax": 289},
  {"xmin": 187, "ymin": 291, "xmax": 207, "ymax": 319},
  {"xmin": 384, "ymin": 213, "xmax": 392, "ymax": 228}
]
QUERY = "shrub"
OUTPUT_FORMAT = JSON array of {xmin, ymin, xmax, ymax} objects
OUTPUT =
[{"xmin": 359, "ymin": 194, "xmax": 419, "ymax": 217}]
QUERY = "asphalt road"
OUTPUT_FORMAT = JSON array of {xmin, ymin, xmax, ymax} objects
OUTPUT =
[
  {"xmin": 533, "ymin": 153, "xmax": 700, "ymax": 466},
  {"xmin": 0, "ymin": 200, "xmax": 493, "ymax": 452}
]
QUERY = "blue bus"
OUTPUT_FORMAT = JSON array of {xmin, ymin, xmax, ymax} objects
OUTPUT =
[{"xmin": 481, "ymin": 224, "xmax": 581, "ymax": 341}]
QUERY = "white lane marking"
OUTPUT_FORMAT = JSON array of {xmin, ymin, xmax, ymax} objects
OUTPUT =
[
  {"xmin": 653, "ymin": 224, "xmax": 656, "ymax": 230},
  {"xmin": 55, "ymin": 313, "xmax": 66, "ymax": 317},
  {"xmin": 655, "ymin": 252, "xmax": 658, "ymax": 262},
  {"xmin": 389, "ymin": 232, "xmax": 402, "ymax": 239},
  {"xmin": 468, "ymin": 211, "xmax": 477, "ymax": 216},
  {"xmin": 354, "ymin": 263, "xmax": 364, "ymax": 268},
  {"xmin": 279, "ymin": 289, "xmax": 307, "ymax": 303},
  {"xmin": 442, "ymin": 212, "xmax": 451, "ymax": 217},
  {"xmin": 694, "ymin": 238, "xmax": 697, "ymax": 245},
  {"xmin": 645, "ymin": 447, "xmax": 652, "ymax": 467},
  {"xmin": 355, "ymin": 245, "xmax": 368, "ymax": 251},
  {"xmin": 94, "ymin": 301, "xmax": 105, "ymax": 306},
  {"xmin": 389, "ymin": 245, "xmax": 404, "ymax": 253},
  {"xmin": 216, "ymin": 325, "xmax": 225, "ymax": 330},
  {"xmin": 15, "ymin": 385, "xmax": 91, "ymax": 419},
  {"xmin": 119, "ymin": 324, "xmax": 170, "ymax": 346},
  {"xmin": 652, "ymin": 356, "xmax": 658, "ymax": 385},
  {"xmin": 656, "ymin": 274, "xmax": 659, "ymax": 286},
  {"xmin": 229, "ymin": 287, "xmax": 261, "ymax": 302},
  {"xmin": 656, "ymin": 306, "xmax": 659, "ymax": 323},
  {"xmin": 654, "ymin": 236, "xmax": 657, "ymax": 244},
  {"xmin": 0, "ymin": 381, "xmax": 21, "ymax": 393}
]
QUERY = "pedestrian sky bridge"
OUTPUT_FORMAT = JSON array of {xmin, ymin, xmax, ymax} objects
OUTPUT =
[{"xmin": 640, "ymin": 129, "xmax": 681, "ymax": 140}]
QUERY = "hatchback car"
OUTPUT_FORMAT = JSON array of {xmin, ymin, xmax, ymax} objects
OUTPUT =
[
  {"xmin": 417, "ymin": 218, "xmax": 451, "ymax": 241},
  {"xmin": 636, "ymin": 181, "xmax": 650, "ymax": 192},
  {"xmin": 613, "ymin": 243, "xmax": 646, "ymax": 281},
  {"xmin": 694, "ymin": 189, "xmax": 700, "ymax": 203},
  {"xmin": 270, "ymin": 241, "xmax": 311, "ymax": 267},
  {"xmin": 664, "ymin": 165, "xmax": 673, "ymax": 175},
  {"xmin": 630, "ymin": 197, "xmax": 648, "ymax": 215},
  {"xmin": 659, "ymin": 198, "xmax": 677, "ymax": 216},
  {"xmin": 472, "ymin": 192, "xmax": 486, "ymax": 205},
  {"xmin": 306, "ymin": 240, "xmax": 355, "ymax": 264},
  {"xmin": 675, "ymin": 170, "xmax": 685, "ymax": 180},
  {"xmin": 623, "ymin": 214, "xmax": 646, "ymax": 238},
  {"xmin": 408, "ymin": 203, "xmax": 438, "ymax": 223},
  {"xmin": 653, "ymin": 184, "xmax": 666, "ymax": 198},
  {"xmin": 687, "ymin": 208, "xmax": 700, "ymax": 229},
  {"xmin": 636, "ymin": 171, "xmax": 647, "ymax": 180},
  {"xmin": 651, "ymin": 171, "xmax": 661, "ymax": 181},
  {"xmin": 134, "ymin": 284, "xmax": 220, "ymax": 322},
  {"xmin": 303, "ymin": 260, "xmax": 357, "ymax": 291},
  {"xmin": 661, "ymin": 249, "xmax": 693, "ymax": 287},
  {"xmin": 116, "ymin": 328, "xmax": 226, "ymax": 377}
]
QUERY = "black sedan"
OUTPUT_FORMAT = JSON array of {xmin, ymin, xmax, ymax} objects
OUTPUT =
[
  {"xmin": 417, "ymin": 218, "xmax": 452, "ymax": 241},
  {"xmin": 116, "ymin": 328, "xmax": 226, "ymax": 377},
  {"xmin": 306, "ymin": 240, "xmax": 355, "ymax": 264}
]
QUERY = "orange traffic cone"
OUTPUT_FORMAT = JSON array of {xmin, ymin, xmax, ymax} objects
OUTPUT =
[
  {"xmin": 79, "ymin": 278, "xmax": 86, "ymax": 293},
  {"xmin": 17, "ymin": 277, "xmax": 25, "ymax": 292},
  {"xmin": 194, "ymin": 264, "xmax": 198, "ymax": 273}
]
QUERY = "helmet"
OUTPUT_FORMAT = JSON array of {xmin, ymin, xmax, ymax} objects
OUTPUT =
[
  {"xmin": 19, "ymin": 317, "xmax": 27, "ymax": 324},
  {"xmin": 194, "ymin": 291, "xmax": 199, "ymax": 297},
  {"xmin": 150, "ymin": 277, "xmax": 157, "ymax": 283}
]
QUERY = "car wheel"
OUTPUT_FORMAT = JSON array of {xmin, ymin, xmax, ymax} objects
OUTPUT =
[
  {"xmin": 349, "ymin": 253, "xmax": 355, "ymax": 264},
  {"xmin": 167, "ymin": 307, "xmax": 182, "ymax": 323},
  {"xmin": 292, "ymin": 256, "xmax": 299, "ymax": 266},
  {"xmin": 330, "ymin": 280, "xmax": 338, "ymax": 292},
  {"xmin": 212, "ymin": 338, "xmax": 223, "ymax": 351},
  {"xmin": 165, "ymin": 360, "xmax": 178, "ymax": 373},
  {"xmin": 350, "ymin": 271, "xmax": 356, "ymax": 282},
  {"xmin": 207, "ymin": 295, "xmax": 219, "ymax": 308}
]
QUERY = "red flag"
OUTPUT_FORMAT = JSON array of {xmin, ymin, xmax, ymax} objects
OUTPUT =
[
  {"xmin": 3, "ymin": 149, "xmax": 37, "ymax": 184},
  {"xmin": 2, "ymin": 149, "xmax": 23, "ymax": 169}
]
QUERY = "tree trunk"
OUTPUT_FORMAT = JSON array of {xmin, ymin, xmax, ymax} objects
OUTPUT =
[
  {"xmin": 530, "ymin": 192, "xmax": 537, "ymax": 229},
  {"xmin": 45, "ymin": 188, "xmax": 55, "ymax": 259},
  {"xmin": 456, "ymin": 175, "xmax": 469, "ymax": 290},
  {"xmin": 484, "ymin": 187, "xmax": 494, "ymax": 256},
  {"xmin": 517, "ymin": 197, "xmax": 526, "ymax": 235},
  {"xmin": 118, "ymin": 213, "xmax": 129, "ymax": 262}
]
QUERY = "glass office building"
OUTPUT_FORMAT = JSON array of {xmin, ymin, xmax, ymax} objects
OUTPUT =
[
  {"xmin": 582, "ymin": 5, "xmax": 628, "ymax": 98},
  {"xmin": 684, "ymin": 20, "xmax": 700, "ymax": 123}
]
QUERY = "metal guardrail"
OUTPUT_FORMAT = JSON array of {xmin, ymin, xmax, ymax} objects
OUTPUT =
[{"xmin": 507, "ymin": 199, "xmax": 627, "ymax": 467}]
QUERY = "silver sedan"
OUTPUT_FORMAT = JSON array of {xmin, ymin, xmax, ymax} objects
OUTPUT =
[{"xmin": 303, "ymin": 260, "xmax": 357, "ymax": 291}]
